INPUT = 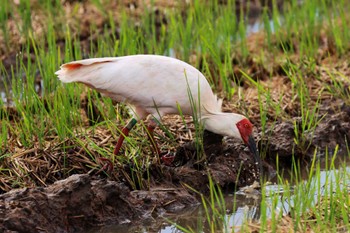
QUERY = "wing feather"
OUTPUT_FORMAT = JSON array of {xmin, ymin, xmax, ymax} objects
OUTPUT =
[{"xmin": 55, "ymin": 55, "xmax": 222, "ymax": 117}]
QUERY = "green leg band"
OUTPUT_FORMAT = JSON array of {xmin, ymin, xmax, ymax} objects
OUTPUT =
[{"xmin": 126, "ymin": 118, "xmax": 137, "ymax": 130}]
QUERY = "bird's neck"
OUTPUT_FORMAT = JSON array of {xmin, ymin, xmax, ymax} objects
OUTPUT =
[{"xmin": 201, "ymin": 112, "xmax": 244, "ymax": 138}]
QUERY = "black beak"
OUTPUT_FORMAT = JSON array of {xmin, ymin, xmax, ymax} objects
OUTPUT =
[{"xmin": 247, "ymin": 135, "xmax": 263, "ymax": 174}]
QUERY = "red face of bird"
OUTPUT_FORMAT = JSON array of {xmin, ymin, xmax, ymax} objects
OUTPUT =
[
  {"xmin": 236, "ymin": 118, "xmax": 253, "ymax": 144},
  {"xmin": 236, "ymin": 118, "xmax": 262, "ymax": 172}
]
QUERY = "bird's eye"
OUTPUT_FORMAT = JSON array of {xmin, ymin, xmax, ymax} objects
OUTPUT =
[{"xmin": 244, "ymin": 123, "xmax": 249, "ymax": 128}]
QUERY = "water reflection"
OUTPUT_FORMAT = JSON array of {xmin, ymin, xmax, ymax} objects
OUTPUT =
[{"xmin": 87, "ymin": 159, "xmax": 350, "ymax": 233}]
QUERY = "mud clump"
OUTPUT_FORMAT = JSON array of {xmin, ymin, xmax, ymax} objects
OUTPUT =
[
  {"xmin": 0, "ymin": 174, "xmax": 198, "ymax": 233},
  {"xmin": 170, "ymin": 130, "xmax": 260, "ymax": 192},
  {"xmin": 262, "ymin": 121, "xmax": 296, "ymax": 161},
  {"xmin": 261, "ymin": 103, "xmax": 350, "ymax": 166},
  {"xmin": 0, "ymin": 130, "xmax": 262, "ymax": 233},
  {"xmin": 309, "ymin": 105, "xmax": 350, "ymax": 153}
]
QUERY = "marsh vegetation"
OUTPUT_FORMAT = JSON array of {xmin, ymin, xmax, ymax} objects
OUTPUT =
[{"xmin": 0, "ymin": 0, "xmax": 349, "ymax": 232}]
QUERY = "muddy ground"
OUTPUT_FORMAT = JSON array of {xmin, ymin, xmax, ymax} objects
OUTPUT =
[{"xmin": 1, "ymin": 104, "xmax": 350, "ymax": 232}]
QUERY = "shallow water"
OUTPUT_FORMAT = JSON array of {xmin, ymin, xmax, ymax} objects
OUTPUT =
[
  {"xmin": 86, "ymin": 193, "xmax": 261, "ymax": 233},
  {"xmin": 88, "ymin": 159, "xmax": 350, "ymax": 233}
]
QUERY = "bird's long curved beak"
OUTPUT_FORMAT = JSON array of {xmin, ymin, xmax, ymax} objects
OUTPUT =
[{"xmin": 247, "ymin": 135, "xmax": 263, "ymax": 174}]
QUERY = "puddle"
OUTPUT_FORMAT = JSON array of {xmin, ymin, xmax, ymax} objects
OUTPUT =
[
  {"xmin": 85, "ymin": 193, "xmax": 261, "ymax": 233},
  {"xmin": 87, "ymin": 157, "xmax": 350, "ymax": 233}
]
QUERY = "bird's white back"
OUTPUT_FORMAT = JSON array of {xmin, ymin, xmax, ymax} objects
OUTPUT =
[{"xmin": 56, "ymin": 55, "xmax": 221, "ymax": 120}]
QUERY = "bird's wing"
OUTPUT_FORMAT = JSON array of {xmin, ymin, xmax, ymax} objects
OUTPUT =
[{"xmin": 55, "ymin": 55, "xmax": 222, "ymax": 117}]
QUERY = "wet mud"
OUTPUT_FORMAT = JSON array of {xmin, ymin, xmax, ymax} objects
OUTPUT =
[
  {"xmin": 0, "ymin": 132, "xmax": 259, "ymax": 233},
  {"xmin": 0, "ymin": 174, "xmax": 198, "ymax": 233},
  {"xmin": 262, "ymin": 102, "xmax": 350, "ymax": 166},
  {"xmin": 1, "ymin": 103, "xmax": 349, "ymax": 232}
]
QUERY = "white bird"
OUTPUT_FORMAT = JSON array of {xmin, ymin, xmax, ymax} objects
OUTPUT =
[{"xmin": 55, "ymin": 55, "xmax": 261, "ymax": 169}]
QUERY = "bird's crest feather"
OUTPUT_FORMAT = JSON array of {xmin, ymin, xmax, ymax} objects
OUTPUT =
[{"xmin": 202, "ymin": 95, "xmax": 222, "ymax": 117}]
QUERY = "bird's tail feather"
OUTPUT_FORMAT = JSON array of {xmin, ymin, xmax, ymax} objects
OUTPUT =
[{"xmin": 55, "ymin": 57, "xmax": 118, "ymax": 83}]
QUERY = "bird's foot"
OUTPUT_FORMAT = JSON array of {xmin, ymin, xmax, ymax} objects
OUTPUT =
[
  {"xmin": 160, "ymin": 152, "xmax": 176, "ymax": 166},
  {"xmin": 96, "ymin": 157, "xmax": 114, "ymax": 175}
]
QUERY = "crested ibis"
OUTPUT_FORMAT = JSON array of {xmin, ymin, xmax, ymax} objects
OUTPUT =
[{"xmin": 55, "ymin": 55, "xmax": 261, "ymax": 170}]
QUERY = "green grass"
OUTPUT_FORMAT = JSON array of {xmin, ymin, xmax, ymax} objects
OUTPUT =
[
  {"xmin": 1, "ymin": 0, "xmax": 350, "ymax": 231},
  {"xmin": 175, "ymin": 148, "xmax": 350, "ymax": 232},
  {"xmin": 259, "ymin": 147, "xmax": 350, "ymax": 232}
]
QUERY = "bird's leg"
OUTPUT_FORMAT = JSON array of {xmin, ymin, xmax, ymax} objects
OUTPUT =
[
  {"xmin": 146, "ymin": 119, "xmax": 175, "ymax": 166},
  {"xmin": 146, "ymin": 119, "xmax": 161, "ymax": 156},
  {"xmin": 161, "ymin": 153, "xmax": 176, "ymax": 166},
  {"xmin": 96, "ymin": 157, "xmax": 114, "ymax": 175},
  {"xmin": 113, "ymin": 118, "xmax": 138, "ymax": 155},
  {"xmin": 98, "ymin": 118, "xmax": 138, "ymax": 174}
]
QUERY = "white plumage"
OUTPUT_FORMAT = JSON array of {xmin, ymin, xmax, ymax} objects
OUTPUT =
[
  {"xmin": 56, "ymin": 55, "xmax": 260, "ymax": 169},
  {"xmin": 56, "ymin": 55, "xmax": 222, "ymax": 120}
]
